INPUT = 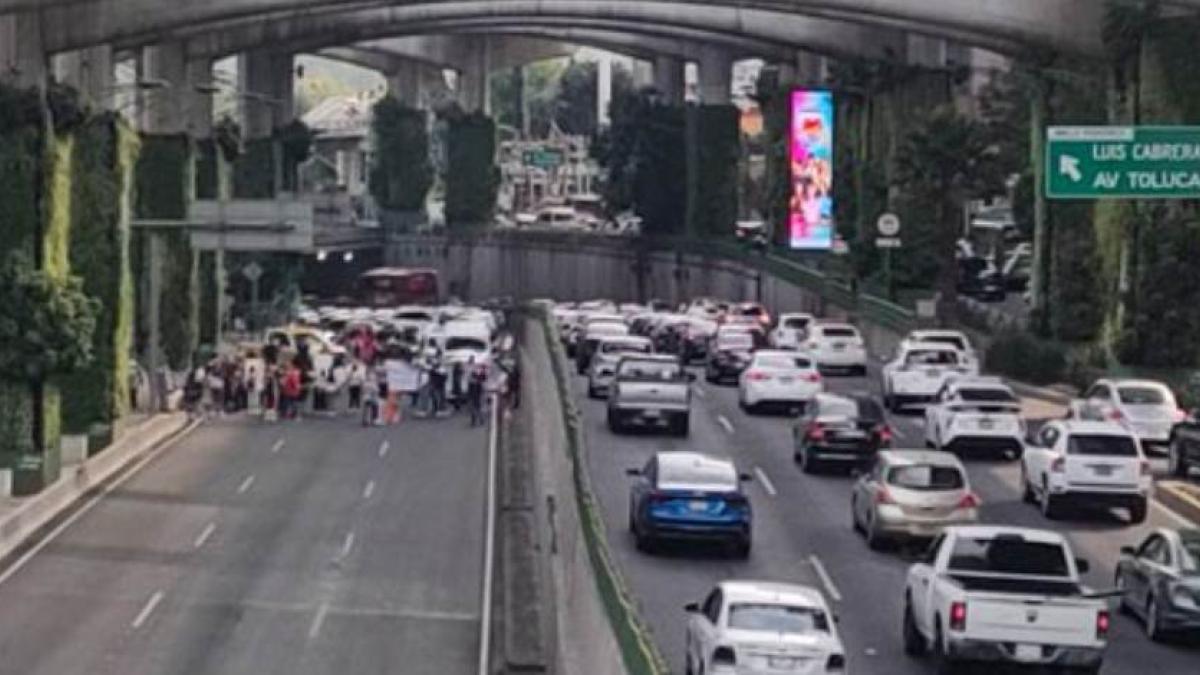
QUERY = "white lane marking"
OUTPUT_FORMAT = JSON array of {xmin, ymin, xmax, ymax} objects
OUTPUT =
[
  {"xmin": 193, "ymin": 522, "xmax": 217, "ymax": 549},
  {"xmin": 1152, "ymin": 499, "xmax": 1198, "ymax": 528},
  {"xmin": 754, "ymin": 467, "xmax": 777, "ymax": 497},
  {"xmin": 236, "ymin": 475, "xmax": 256, "ymax": 494},
  {"xmin": 693, "ymin": 387, "xmax": 708, "ymax": 399},
  {"xmin": 0, "ymin": 418, "xmax": 199, "ymax": 589},
  {"xmin": 131, "ymin": 590, "xmax": 165, "ymax": 629},
  {"xmin": 378, "ymin": 440, "xmax": 390, "ymax": 458},
  {"xmin": 270, "ymin": 438, "xmax": 285, "ymax": 454},
  {"xmin": 809, "ymin": 555, "xmax": 842, "ymax": 603},
  {"xmin": 308, "ymin": 601, "xmax": 330, "ymax": 639},
  {"xmin": 339, "ymin": 531, "xmax": 356, "ymax": 559},
  {"xmin": 716, "ymin": 415, "xmax": 735, "ymax": 435},
  {"xmin": 362, "ymin": 480, "xmax": 376, "ymax": 500}
]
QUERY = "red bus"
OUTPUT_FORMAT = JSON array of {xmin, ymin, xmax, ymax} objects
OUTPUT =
[{"xmin": 357, "ymin": 267, "xmax": 440, "ymax": 307}]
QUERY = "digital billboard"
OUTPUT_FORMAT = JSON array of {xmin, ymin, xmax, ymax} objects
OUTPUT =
[{"xmin": 789, "ymin": 90, "xmax": 835, "ymax": 250}]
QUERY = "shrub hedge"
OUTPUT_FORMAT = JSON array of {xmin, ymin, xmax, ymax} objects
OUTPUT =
[
  {"xmin": 444, "ymin": 111, "xmax": 498, "ymax": 228},
  {"xmin": 687, "ymin": 105, "xmax": 740, "ymax": 237}
]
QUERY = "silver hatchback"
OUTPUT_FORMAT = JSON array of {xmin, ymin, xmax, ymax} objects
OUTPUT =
[{"xmin": 850, "ymin": 450, "xmax": 979, "ymax": 550}]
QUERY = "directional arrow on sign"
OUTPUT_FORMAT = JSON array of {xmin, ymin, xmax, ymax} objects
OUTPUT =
[{"xmin": 1059, "ymin": 155, "xmax": 1083, "ymax": 183}]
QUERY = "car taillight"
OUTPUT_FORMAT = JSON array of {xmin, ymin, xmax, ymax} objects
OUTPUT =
[
  {"xmin": 957, "ymin": 492, "xmax": 981, "ymax": 509},
  {"xmin": 1108, "ymin": 409, "xmax": 1124, "ymax": 421},
  {"xmin": 804, "ymin": 371, "xmax": 822, "ymax": 382},
  {"xmin": 875, "ymin": 486, "xmax": 895, "ymax": 505},
  {"xmin": 1140, "ymin": 460, "xmax": 1151, "ymax": 476},
  {"xmin": 747, "ymin": 371, "xmax": 769, "ymax": 381},
  {"xmin": 949, "ymin": 601, "xmax": 968, "ymax": 631},
  {"xmin": 648, "ymin": 490, "xmax": 670, "ymax": 504},
  {"xmin": 1096, "ymin": 610, "xmax": 1110, "ymax": 639},
  {"xmin": 825, "ymin": 653, "xmax": 846, "ymax": 671},
  {"xmin": 1050, "ymin": 456, "xmax": 1065, "ymax": 473},
  {"xmin": 877, "ymin": 425, "xmax": 894, "ymax": 444},
  {"xmin": 712, "ymin": 645, "xmax": 737, "ymax": 666},
  {"xmin": 808, "ymin": 423, "xmax": 826, "ymax": 441},
  {"xmin": 1173, "ymin": 408, "xmax": 1187, "ymax": 423}
]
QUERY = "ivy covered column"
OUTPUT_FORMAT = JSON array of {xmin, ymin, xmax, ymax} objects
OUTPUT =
[
  {"xmin": 686, "ymin": 47, "xmax": 738, "ymax": 238},
  {"xmin": 444, "ymin": 111, "xmax": 498, "ymax": 230}
]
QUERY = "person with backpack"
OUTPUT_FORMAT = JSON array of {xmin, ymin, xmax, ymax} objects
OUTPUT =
[{"xmin": 466, "ymin": 358, "xmax": 487, "ymax": 427}]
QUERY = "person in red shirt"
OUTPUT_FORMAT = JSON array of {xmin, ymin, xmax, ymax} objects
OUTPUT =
[{"xmin": 281, "ymin": 362, "xmax": 303, "ymax": 420}]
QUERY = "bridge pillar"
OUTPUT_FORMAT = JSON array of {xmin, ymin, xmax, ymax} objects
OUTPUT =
[
  {"xmin": 458, "ymin": 36, "xmax": 491, "ymax": 113},
  {"xmin": 184, "ymin": 58, "xmax": 214, "ymax": 137},
  {"xmin": 0, "ymin": 11, "xmax": 47, "ymax": 89},
  {"xmin": 653, "ymin": 55, "xmax": 685, "ymax": 105},
  {"xmin": 387, "ymin": 60, "xmax": 423, "ymax": 106},
  {"xmin": 696, "ymin": 45, "xmax": 732, "ymax": 104},
  {"xmin": 141, "ymin": 42, "xmax": 187, "ymax": 134},
  {"xmin": 240, "ymin": 49, "xmax": 294, "ymax": 139},
  {"xmin": 53, "ymin": 46, "xmax": 113, "ymax": 108}
]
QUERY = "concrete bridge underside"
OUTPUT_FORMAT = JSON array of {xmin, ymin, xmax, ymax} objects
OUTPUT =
[{"xmin": 25, "ymin": 0, "xmax": 1106, "ymax": 57}]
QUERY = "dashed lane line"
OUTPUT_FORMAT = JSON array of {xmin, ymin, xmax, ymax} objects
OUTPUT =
[
  {"xmin": 716, "ymin": 415, "xmax": 735, "ymax": 435},
  {"xmin": 192, "ymin": 522, "xmax": 216, "ymax": 549},
  {"xmin": 362, "ymin": 480, "xmax": 376, "ymax": 500},
  {"xmin": 809, "ymin": 555, "xmax": 843, "ymax": 603},
  {"xmin": 308, "ymin": 601, "xmax": 330, "ymax": 640},
  {"xmin": 236, "ymin": 475, "xmax": 256, "ymax": 494},
  {"xmin": 131, "ymin": 590, "xmax": 165, "ymax": 629},
  {"xmin": 270, "ymin": 438, "xmax": 285, "ymax": 453},
  {"xmin": 754, "ymin": 467, "xmax": 777, "ymax": 497},
  {"xmin": 378, "ymin": 440, "xmax": 390, "ymax": 458}
]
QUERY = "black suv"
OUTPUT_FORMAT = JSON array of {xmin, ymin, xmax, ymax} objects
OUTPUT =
[
  {"xmin": 792, "ymin": 393, "xmax": 892, "ymax": 474},
  {"xmin": 1170, "ymin": 408, "xmax": 1200, "ymax": 478}
]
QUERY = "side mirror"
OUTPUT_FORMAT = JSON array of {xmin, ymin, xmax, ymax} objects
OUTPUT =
[
  {"xmin": 1075, "ymin": 558, "xmax": 1091, "ymax": 575},
  {"xmin": 1120, "ymin": 546, "xmax": 1136, "ymax": 557},
  {"xmin": 832, "ymin": 612, "xmax": 841, "ymax": 624},
  {"xmin": 684, "ymin": 602, "xmax": 700, "ymax": 613},
  {"xmin": 625, "ymin": 468, "xmax": 641, "ymax": 477},
  {"xmin": 738, "ymin": 472, "xmax": 753, "ymax": 482}
]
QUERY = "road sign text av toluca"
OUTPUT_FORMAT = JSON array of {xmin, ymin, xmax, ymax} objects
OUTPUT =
[{"xmin": 1047, "ymin": 126, "xmax": 1200, "ymax": 199}]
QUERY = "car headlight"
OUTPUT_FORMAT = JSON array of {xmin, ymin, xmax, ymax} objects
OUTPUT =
[{"xmin": 1170, "ymin": 584, "xmax": 1200, "ymax": 611}]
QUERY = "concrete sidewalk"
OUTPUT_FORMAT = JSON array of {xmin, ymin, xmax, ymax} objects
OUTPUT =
[{"xmin": 0, "ymin": 412, "xmax": 196, "ymax": 565}]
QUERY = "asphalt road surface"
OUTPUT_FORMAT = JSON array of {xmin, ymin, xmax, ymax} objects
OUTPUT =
[
  {"xmin": 0, "ymin": 413, "xmax": 487, "ymax": 675},
  {"xmin": 571, "ymin": 356, "xmax": 1200, "ymax": 675}
]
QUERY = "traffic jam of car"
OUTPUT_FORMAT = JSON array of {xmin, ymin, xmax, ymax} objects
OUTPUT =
[{"xmin": 550, "ymin": 298, "xmax": 1200, "ymax": 675}]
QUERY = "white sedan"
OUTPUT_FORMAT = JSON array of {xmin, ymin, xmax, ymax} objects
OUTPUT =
[
  {"xmin": 1070, "ymin": 378, "xmax": 1184, "ymax": 455},
  {"xmin": 738, "ymin": 350, "xmax": 823, "ymax": 414},
  {"xmin": 804, "ymin": 323, "xmax": 868, "ymax": 375},
  {"xmin": 685, "ymin": 580, "xmax": 847, "ymax": 675}
]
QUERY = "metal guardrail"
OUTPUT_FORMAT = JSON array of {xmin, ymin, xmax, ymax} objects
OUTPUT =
[{"xmin": 478, "ymin": 393, "xmax": 500, "ymax": 675}]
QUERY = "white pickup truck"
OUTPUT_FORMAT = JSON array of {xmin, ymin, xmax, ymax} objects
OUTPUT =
[{"xmin": 903, "ymin": 526, "xmax": 1109, "ymax": 674}]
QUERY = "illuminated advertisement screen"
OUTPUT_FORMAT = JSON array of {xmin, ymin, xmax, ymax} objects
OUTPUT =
[{"xmin": 789, "ymin": 90, "xmax": 835, "ymax": 250}]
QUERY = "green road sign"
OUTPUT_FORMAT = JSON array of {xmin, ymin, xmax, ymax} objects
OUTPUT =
[
  {"xmin": 1046, "ymin": 126, "xmax": 1200, "ymax": 199},
  {"xmin": 522, "ymin": 148, "xmax": 564, "ymax": 170}
]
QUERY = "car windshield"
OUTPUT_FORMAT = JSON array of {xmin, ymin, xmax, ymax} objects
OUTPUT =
[
  {"xmin": 658, "ymin": 460, "xmax": 736, "ymax": 488},
  {"xmin": 1180, "ymin": 533, "xmax": 1200, "ymax": 572},
  {"xmin": 821, "ymin": 327, "xmax": 857, "ymax": 338},
  {"xmin": 905, "ymin": 350, "xmax": 958, "ymax": 366},
  {"xmin": 959, "ymin": 388, "xmax": 1017, "ymax": 403},
  {"xmin": 726, "ymin": 604, "xmax": 829, "ymax": 634},
  {"xmin": 887, "ymin": 465, "xmax": 964, "ymax": 491},
  {"xmin": 618, "ymin": 360, "xmax": 684, "ymax": 381},
  {"xmin": 601, "ymin": 341, "xmax": 650, "ymax": 354},
  {"xmin": 740, "ymin": 306, "xmax": 765, "ymax": 317},
  {"xmin": 445, "ymin": 337, "xmax": 487, "ymax": 352},
  {"xmin": 819, "ymin": 397, "xmax": 859, "ymax": 419},
  {"xmin": 755, "ymin": 354, "xmax": 812, "ymax": 370},
  {"xmin": 950, "ymin": 537, "xmax": 1070, "ymax": 576},
  {"xmin": 1117, "ymin": 386, "xmax": 1169, "ymax": 405},
  {"xmin": 1067, "ymin": 434, "xmax": 1139, "ymax": 457},
  {"xmin": 782, "ymin": 317, "xmax": 811, "ymax": 329},
  {"xmin": 922, "ymin": 335, "xmax": 966, "ymax": 350}
]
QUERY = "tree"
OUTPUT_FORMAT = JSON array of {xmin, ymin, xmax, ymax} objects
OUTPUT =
[
  {"xmin": 892, "ymin": 106, "xmax": 1003, "ymax": 320},
  {"xmin": 594, "ymin": 91, "xmax": 686, "ymax": 233},
  {"xmin": 443, "ymin": 110, "xmax": 499, "ymax": 227},
  {"xmin": 0, "ymin": 252, "xmax": 99, "ymax": 455},
  {"xmin": 369, "ymin": 97, "xmax": 433, "ymax": 213},
  {"xmin": 554, "ymin": 60, "xmax": 634, "ymax": 137}
]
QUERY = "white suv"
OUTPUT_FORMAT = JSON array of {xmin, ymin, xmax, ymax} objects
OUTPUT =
[
  {"xmin": 924, "ymin": 377, "xmax": 1024, "ymax": 459},
  {"xmin": 804, "ymin": 323, "xmax": 867, "ymax": 375},
  {"xmin": 1021, "ymin": 420, "xmax": 1151, "ymax": 523}
]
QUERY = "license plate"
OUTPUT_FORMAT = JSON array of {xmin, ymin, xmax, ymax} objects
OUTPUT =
[
  {"xmin": 832, "ymin": 342, "xmax": 845, "ymax": 350},
  {"xmin": 767, "ymin": 656, "xmax": 798, "ymax": 669},
  {"xmin": 643, "ymin": 409, "xmax": 661, "ymax": 418},
  {"xmin": 778, "ymin": 376, "xmax": 795, "ymax": 384},
  {"xmin": 978, "ymin": 418, "xmax": 994, "ymax": 429},
  {"xmin": 1014, "ymin": 644, "xmax": 1041, "ymax": 662},
  {"xmin": 688, "ymin": 500, "xmax": 708, "ymax": 512},
  {"xmin": 1090, "ymin": 464, "xmax": 1114, "ymax": 476},
  {"xmin": 926, "ymin": 369, "xmax": 941, "ymax": 377}
]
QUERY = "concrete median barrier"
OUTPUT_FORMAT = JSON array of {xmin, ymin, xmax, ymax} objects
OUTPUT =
[{"xmin": 521, "ymin": 307, "xmax": 667, "ymax": 675}]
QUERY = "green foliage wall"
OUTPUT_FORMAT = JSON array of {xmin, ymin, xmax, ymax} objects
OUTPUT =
[
  {"xmin": 444, "ymin": 111, "xmax": 498, "ymax": 228},
  {"xmin": 687, "ymin": 105, "xmax": 740, "ymax": 237},
  {"xmin": 194, "ymin": 138, "xmax": 219, "ymax": 200},
  {"xmin": 135, "ymin": 135, "xmax": 198, "ymax": 370},
  {"xmin": 596, "ymin": 93, "xmax": 687, "ymax": 234},
  {"xmin": 198, "ymin": 251, "xmax": 218, "ymax": 346},
  {"xmin": 60, "ymin": 117, "xmax": 138, "ymax": 433},
  {"xmin": 369, "ymin": 98, "xmax": 433, "ymax": 213},
  {"xmin": 1048, "ymin": 203, "xmax": 1105, "ymax": 342}
]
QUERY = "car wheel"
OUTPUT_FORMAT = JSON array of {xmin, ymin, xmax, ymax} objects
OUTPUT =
[
  {"xmin": 673, "ymin": 415, "xmax": 690, "ymax": 438},
  {"xmin": 851, "ymin": 497, "xmax": 863, "ymax": 533},
  {"xmin": 932, "ymin": 623, "xmax": 958, "ymax": 675},
  {"xmin": 853, "ymin": 365, "xmax": 868, "ymax": 377},
  {"xmin": 903, "ymin": 600, "xmax": 926, "ymax": 656},
  {"xmin": 684, "ymin": 647, "xmax": 695, "ymax": 675},
  {"xmin": 1115, "ymin": 571, "xmax": 1132, "ymax": 615},
  {"xmin": 732, "ymin": 538, "xmax": 751, "ymax": 559},
  {"xmin": 1129, "ymin": 498, "xmax": 1148, "ymax": 524},
  {"xmin": 607, "ymin": 411, "xmax": 623, "ymax": 434},
  {"xmin": 587, "ymin": 385, "xmax": 600, "ymax": 399},
  {"xmin": 800, "ymin": 447, "xmax": 820, "ymax": 474},
  {"xmin": 1146, "ymin": 595, "xmax": 1165, "ymax": 642},
  {"xmin": 634, "ymin": 528, "xmax": 655, "ymax": 554},
  {"xmin": 1020, "ymin": 464, "xmax": 1036, "ymax": 504},
  {"xmin": 1169, "ymin": 439, "xmax": 1188, "ymax": 477},
  {"xmin": 1040, "ymin": 480, "xmax": 1061, "ymax": 520}
]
